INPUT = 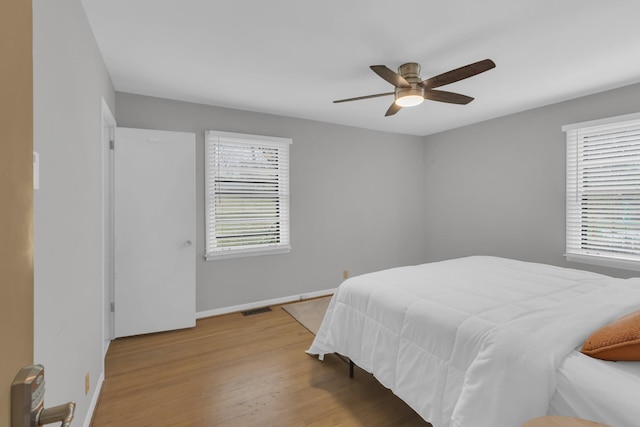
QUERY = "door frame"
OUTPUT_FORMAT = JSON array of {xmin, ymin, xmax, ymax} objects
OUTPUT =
[{"xmin": 100, "ymin": 98, "xmax": 116, "ymax": 359}]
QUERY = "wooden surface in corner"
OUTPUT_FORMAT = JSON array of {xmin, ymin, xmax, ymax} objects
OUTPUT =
[
  {"xmin": 0, "ymin": 0, "xmax": 34, "ymax": 425},
  {"xmin": 91, "ymin": 306, "xmax": 432, "ymax": 426},
  {"xmin": 522, "ymin": 416, "xmax": 610, "ymax": 427}
]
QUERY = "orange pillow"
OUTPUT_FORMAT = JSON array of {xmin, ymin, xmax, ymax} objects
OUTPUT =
[{"xmin": 581, "ymin": 310, "xmax": 640, "ymax": 361}]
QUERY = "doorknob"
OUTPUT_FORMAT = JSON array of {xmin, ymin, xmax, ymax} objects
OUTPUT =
[{"xmin": 11, "ymin": 364, "xmax": 75, "ymax": 427}]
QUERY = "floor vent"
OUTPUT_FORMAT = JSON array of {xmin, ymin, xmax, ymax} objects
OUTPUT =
[{"xmin": 241, "ymin": 306, "xmax": 272, "ymax": 316}]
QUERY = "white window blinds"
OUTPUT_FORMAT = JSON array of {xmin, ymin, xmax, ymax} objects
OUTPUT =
[
  {"xmin": 564, "ymin": 113, "xmax": 640, "ymax": 270},
  {"xmin": 205, "ymin": 130, "xmax": 291, "ymax": 260}
]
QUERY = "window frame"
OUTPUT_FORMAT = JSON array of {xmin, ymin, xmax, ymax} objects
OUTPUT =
[
  {"xmin": 204, "ymin": 130, "xmax": 291, "ymax": 261},
  {"xmin": 563, "ymin": 111, "xmax": 640, "ymax": 271}
]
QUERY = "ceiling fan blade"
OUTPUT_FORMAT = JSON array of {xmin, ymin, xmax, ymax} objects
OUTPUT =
[
  {"xmin": 333, "ymin": 92, "xmax": 394, "ymax": 103},
  {"xmin": 420, "ymin": 59, "xmax": 496, "ymax": 89},
  {"xmin": 370, "ymin": 65, "xmax": 411, "ymax": 88},
  {"xmin": 423, "ymin": 89, "xmax": 474, "ymax": 105},
  {"xmin": 385, "ymin": 102, "xmax": 402, "ymax": 116}
]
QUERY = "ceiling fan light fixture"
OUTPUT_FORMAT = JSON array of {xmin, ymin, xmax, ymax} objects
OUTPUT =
[
  {"xmin": 395, "ymin": 94, "xmax": 424, "ymax": 107},
  {"xmin": 395, "ymin": 87, "xmax": 424, "ymax": 107}
]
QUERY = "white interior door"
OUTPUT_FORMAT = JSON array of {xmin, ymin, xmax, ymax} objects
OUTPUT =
[{"xmin": 114, "ymin": 127, "xmax": 196, "ymax": 338}]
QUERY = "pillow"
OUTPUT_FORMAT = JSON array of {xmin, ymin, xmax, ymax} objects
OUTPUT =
[{"xmin": 581, "ymin": 309, "xmax": 640, "ymax": 361}]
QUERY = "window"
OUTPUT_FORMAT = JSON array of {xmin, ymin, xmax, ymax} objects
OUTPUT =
[
  {"xmin": 205, "ymin": 130, "xmax": 291, "ymax": 260},
  {"xmin": 564, "ymin": 112, "xmax": 640, "ymax": 271}
]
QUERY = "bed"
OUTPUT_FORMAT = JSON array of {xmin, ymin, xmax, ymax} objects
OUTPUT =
[{"xmin": 307, "ymin": 256, "xmax": 640, "ymax": 427}]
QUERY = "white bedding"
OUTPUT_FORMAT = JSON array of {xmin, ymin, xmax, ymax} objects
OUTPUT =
[
  {"xmin": 550, "ymin": 350, "xmax": 640, "ymax": 427},
  {"xmin": 307, "ymin": 256, "xmax": 640, "ymax": 427}
]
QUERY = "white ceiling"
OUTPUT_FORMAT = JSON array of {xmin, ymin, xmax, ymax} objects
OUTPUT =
[{"xmin": 82, "ymin": 0, "xmax": 640, "ymax": 136}]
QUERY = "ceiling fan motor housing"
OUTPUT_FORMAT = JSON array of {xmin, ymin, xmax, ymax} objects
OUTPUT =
[
  {"xmin": 398, "ymin": 62, "xmax": 421, "ymax": 81},
  {"xmin": 395, "ymin": 62, "xmax": 424, "ymax": 104}
]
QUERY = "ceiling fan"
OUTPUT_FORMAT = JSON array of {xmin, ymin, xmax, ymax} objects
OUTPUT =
[{"xmin": 334, "ymin": 59, "xmax": 496, "ymax": 116}]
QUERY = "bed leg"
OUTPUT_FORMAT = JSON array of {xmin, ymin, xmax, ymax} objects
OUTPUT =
[{"xmin": 349, "ymin": 359, "xmax": 354, "ymax": 379}]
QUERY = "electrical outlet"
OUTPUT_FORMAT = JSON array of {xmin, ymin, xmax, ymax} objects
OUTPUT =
[
  {"xmin": 343, "ymin": 270, "xmax": 349, "ymax": 280},
  {"xmin": 85, "ymin": 372, "xmax": 90, "ymax": 395}
]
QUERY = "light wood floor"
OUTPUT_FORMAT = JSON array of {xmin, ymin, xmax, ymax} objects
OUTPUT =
[{"xmin": 91, "ymin": 304, "xmax": 432, "ymax": 426}]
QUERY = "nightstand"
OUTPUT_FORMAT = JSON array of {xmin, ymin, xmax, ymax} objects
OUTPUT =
[{"xmin": 522, "ymin": 416, "xmax": 610, "ymax": 427}]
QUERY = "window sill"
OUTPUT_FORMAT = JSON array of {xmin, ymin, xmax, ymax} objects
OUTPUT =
[
  {"xmin": 564, "ymin": 253, "xmax": 640, "ymax": 272},
  {"xmin": 205, "ymin": 246, "xmax": 290, "ymax": 261}
]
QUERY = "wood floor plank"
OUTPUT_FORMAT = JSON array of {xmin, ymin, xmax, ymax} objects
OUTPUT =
[{"xmin": 91, "ymin": 305, "xmax": 432, "ymax": 426}]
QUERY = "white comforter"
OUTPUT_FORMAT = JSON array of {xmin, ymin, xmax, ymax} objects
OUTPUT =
[{"xmin": 307, "ymin": 256, "xmax": 640, "ymax": 427}]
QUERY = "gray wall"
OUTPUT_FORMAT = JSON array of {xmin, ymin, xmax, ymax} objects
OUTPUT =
[
  {"xmin": 115, "ymin": 93, "xmax": 426, "ymax": 312},
  {"xmin": 33, "ymin": 0, "xmax": 115, "ymax": 423},
  {"xmin": 423, "ymin": 82, "xmax": 640, "ymax": 278}
]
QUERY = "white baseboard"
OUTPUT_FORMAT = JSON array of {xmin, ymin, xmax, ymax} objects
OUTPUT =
[
  {"xmin": 83, "ymin": 370, "xmax": 104, "ymax": 427},
  {"xmin": 196, "ymin": 288, "xmax": 336, "ymax": 319}
]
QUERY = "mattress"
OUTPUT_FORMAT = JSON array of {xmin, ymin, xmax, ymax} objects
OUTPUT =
[
  {"xmin": 550, "ymin": 349, "xmax": 640, "ymax": 427},
  {"xmin": 307, "ymin": 256, "xmax": 640, "ymax": 427}
]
